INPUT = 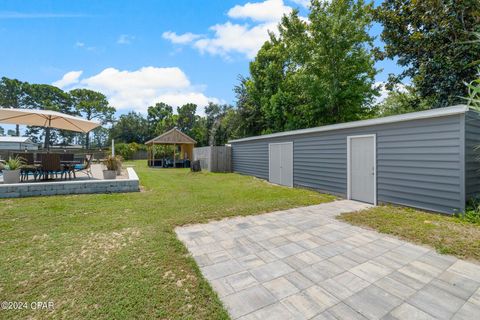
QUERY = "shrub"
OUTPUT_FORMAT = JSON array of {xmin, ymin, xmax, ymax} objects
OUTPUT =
[
  {"xmin": 114, "ymin": 142, "xmax": 146, "ymax": 160},
  {"xmin": 458, "ymin": 198, "xmax": 480, "ymax": 224}
]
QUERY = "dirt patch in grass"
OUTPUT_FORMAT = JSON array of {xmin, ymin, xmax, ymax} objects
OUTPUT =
[
  {"xmin": 50, "ymin": 227, "xmax": 142, "ymax": 270},
  {"xmin": 338, "ymin": 205, "xmax": 480, "ymax": 262}
]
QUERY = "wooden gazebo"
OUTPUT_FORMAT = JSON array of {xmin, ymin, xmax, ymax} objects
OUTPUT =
[{"xmin": 145, "ymin": 127, "xmax": 196, "ymax": 167}]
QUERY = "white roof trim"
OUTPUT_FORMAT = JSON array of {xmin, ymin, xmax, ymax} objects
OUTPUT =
[
  {"xmin": 229, "ymin": 105, "xmax": 470, "ymax": 143},
  {"xmin": 0, "ymin": 136, "xmax": 33, "ymax": 143}
]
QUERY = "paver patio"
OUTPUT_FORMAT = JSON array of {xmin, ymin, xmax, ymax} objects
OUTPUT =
[{"xmin": 175, "ymin": 200, "xmax": 480, "ymax": 319}]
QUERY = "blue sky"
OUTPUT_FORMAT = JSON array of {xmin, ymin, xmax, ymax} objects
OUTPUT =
[{"xmin": 0, "ymin": 0, "xmax": 402, "ymax": 119}]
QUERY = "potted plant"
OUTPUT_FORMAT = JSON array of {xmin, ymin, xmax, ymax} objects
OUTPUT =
[
  {"xmin": 103, "ymin": 155, "xmax": 121, "ymax": 180},
  {"xmin": 3, "ymin": 156, "xmax": 25, "ymax": 184}
]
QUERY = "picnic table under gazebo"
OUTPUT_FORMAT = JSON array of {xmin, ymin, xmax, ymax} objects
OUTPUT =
[{"xmin": 145, "ymin": 127, "xmax": 196, "ymax": 168}]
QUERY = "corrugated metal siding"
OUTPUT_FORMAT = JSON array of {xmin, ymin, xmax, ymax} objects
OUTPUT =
[
  {"xmin": 465, "ymin": 110, "xmax": 480, "ymax": 199},
  {"xmin": 232, "ymin": 114, "xmax": 464, "ymax": 214},
  {"xmin": 232, "ymin": 141, "xmax": 269, "ymax": 179},
  {"xmin": 376, "ymin": 116, "xmax": 462, "ymax": 213},
  {"xmin": 293, "ymin": 134, "xmax": 346, "ymax": 195}
]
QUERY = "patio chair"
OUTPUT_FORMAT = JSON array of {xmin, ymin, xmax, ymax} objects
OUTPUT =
[
  {"xmin": 74, "ymin": 154, "xmax": 93, "ymax": 179},
  {"xmin": 59, "ymin": 153, "xmax": 76, "ymax": 179},
  {"xmin": 41, "ymin": 153, "xmax": 65, "ymax": 180}
]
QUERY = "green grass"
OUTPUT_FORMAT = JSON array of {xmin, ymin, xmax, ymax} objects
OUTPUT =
[
  {"xmin": 0, "ymin": 161, "xmax": 334, "ymax": 320},
  {"xmin": 338, "ymin": 205, "xmax": 480, "ymax": 262}
]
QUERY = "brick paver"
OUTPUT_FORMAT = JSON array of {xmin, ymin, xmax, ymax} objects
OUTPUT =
[{"xmin": 176, "ymin": 200, "xmax": 480, "ymax": 319}]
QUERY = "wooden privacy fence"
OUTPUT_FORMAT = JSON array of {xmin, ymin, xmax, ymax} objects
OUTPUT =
[{"xmin": 193, "ymin": 146, "xmax": 232, "ymax": 172}]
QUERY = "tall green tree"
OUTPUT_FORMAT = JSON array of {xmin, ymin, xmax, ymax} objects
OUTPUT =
[
  {"xmin": 204, "ymin": 103, "xmax": 239, "ymax": 145},
  {"xmin": 147, "ymin": 102, "xmax": 176, "ymax": 136},
  {"xmin": 70, "ymin": 88, "xmax": 115, "ymax": 149},
  {"xmin": 190, "ymin": 116, "xmax": 208, "ymax": 146},
  {"xmin": 304, "ymin": 0, "xmax": 378, "ymax": 122},
  {"xmin": 239, "ymin": 0, "xmax": 378, "ymax": 135},
  {"xmin": 91, "ymin": 127, "xmax": 110, "ymax": 148},
  {"xmin": 375, "ymin": 0, "xmax": 480, "ymax": 108},
  {"xmin": 234, "ymin": 75, "xmax": 263, "ymax": 137},
  {"xmin": 220, "ymin": 108, "xmax": 242, "ymax": 142},
  {"xmin": 24, "ymin": 84, "xmax": 74, "ymax": 148},
  {"xmin": 0, "ymin": 126, "xmax": 4, "ymax": 136},
  {"xmin": 0, "ymin": 77, "xmax": 29, "ymax": 136},
  {"xmin": 375, "ymin": 86, "xmax": 431, "ymax": 117},
  {"xmin": 110, "ymin": 112, "xmax": 150, "ymax": 143},
  {"xmin": 176, "ymin": 103, "xmax": 197, "ymax": 136}
]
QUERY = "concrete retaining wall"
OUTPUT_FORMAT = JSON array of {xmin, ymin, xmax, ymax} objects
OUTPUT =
[{"xmin": 0, "ymin": 167, "xmax": 140, "ymax": 198}]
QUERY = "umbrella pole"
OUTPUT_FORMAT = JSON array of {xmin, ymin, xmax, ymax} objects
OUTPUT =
[{"xmin": 47, "ymin": 117, "xmax": 51, "ymax": 152}]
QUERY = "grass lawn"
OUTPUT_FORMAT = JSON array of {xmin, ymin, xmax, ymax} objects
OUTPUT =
[
  {"xmin": 339, "ymin": 205, "xmax": 480, "ymax": 262},
  {"xmin": 0, "ymin": 161, "xmax": 334, "ymax": 320}
]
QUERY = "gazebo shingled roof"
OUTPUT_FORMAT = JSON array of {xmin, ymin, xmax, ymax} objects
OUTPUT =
[{"xmin": 145, "ymin": 127, "xmax": 196, "ymax": 145}]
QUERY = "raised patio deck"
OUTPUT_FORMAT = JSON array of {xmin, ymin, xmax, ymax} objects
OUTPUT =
[{"xmin": 0, "ymin": 164, "xmax": 140, "ymax": 198}]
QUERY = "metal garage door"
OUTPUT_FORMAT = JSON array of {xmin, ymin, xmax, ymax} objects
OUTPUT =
[
  {"xmin": 269, "ymin": 142, "xmax": 293, "ymax": 187},
  {"xmin": 348, "ymin": 135, "xmax": 376, "ymax": 204}
]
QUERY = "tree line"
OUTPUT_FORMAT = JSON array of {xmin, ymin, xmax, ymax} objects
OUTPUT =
[
  {"xmin": 0, "ymin": 77, "xmax": 114, "ymax": 149},
  {"xmin": 0, "ymin": 0, "xmax": 479, "ymax": 149},
  {"xmin": 110, "ymin": 102, "xmax": 242, "ymax": 147}
]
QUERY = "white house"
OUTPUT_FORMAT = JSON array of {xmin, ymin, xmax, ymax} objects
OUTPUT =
[{"xmin": 0, "ymin": 136, "xmax": 38, "ymax": 151}]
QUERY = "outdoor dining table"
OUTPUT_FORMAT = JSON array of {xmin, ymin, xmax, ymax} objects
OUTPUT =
[{"xmin": 28, "ymin": 160, "xmax": 83, "ymax": 181}]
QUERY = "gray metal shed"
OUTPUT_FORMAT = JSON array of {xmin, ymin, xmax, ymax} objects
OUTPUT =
[{"xmin": 229, "ymin": 105, "xmax": 480, "ymax": 214}]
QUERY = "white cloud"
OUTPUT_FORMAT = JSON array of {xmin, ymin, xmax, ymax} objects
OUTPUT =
[
  {"xmin": 75, "ymin": 41, "xmax": 85, "ymax": 48},
  {"xmin": 163, "ymin": 0, "xmax": 298, "ymax": 59},
  {"xmin": 117, "ymin": 34, "xmax": 135, "ymax": 45},
  {"xmin": 162, "ymin": 31, "xmax": 202, "ymax": 44},
  {"xmin": 52, "ymin": 70, "xmax": 83, "ymax": 88},
  {"xmin": 53, "ymin": 67, "xmax": 219, "ymax": 113},
  {"xmin": 157, "ymin": 92, "xmax": 219, "ymax": 109},
  {"xmin": 228, "ymin": 0, "xmax": 292, "ymax": 22},
  {"xmin": 194, "ymin": 21, "xmax": 278, "ymax": 59}
]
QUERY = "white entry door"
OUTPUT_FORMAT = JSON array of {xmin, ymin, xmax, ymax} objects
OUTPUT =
[
  {"xmin": 348, "ymin": 135, "xmax": 376, "ymax": 204},
  {"xmin": 269, "ymin": 142, "xmax": 293, "ymax": 187}
]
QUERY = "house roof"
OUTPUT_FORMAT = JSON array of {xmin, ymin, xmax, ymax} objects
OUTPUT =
[
  {"xmin": 229, "ymin": 105, "xmax": 471, "ymax": 144},
  {"xmin": 0, "ymin": 136, "xmax": 34, "ymax": 143},
  {"xmin": 145, "ymin": 127, "xmax": 196, "ymax": 145}
]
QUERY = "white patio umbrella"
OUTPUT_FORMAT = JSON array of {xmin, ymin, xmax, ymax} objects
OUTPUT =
[{"xmin": 0, "ymin": 108, "xmax": 100, "ymax": 133}]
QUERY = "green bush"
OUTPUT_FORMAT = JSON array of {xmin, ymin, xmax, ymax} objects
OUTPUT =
[
  {"xmin": 458, "ymin": 198, "xmax": 480, "ymax": 224},
  {"xmin": 114, "ymin": 142, "xmax": 146, "ymax": 160}
]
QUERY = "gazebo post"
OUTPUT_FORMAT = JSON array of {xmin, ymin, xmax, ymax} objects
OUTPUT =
[
  {"xmin": 173, "ymin": 143, "xmax": 176, "ymax": 168},
  {"xmin": 152, "ymin": 144, "xmax": 155, "ymax": 167},
  {"xmin": 147, "ymin": 144, "xmax": 151, "ymax": 167}
]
